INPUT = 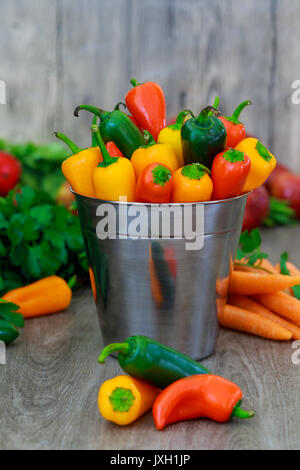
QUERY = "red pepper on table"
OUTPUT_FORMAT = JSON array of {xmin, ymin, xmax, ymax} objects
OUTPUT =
[
  {"xmin": 218, "ymin": 100, "xmax": 251, "ymax": 147},
  {"xmin": 125, "ymin": 78, "xmax": 166, "ymax": 141},
  {"xmin": 211, "ymin": 148, "xmax": 251, "ymax": 200},
  {"xmin": 136, "ymin": 162, "xmax": 173, "ymax": 204},
  {"xmin": 152, "ymin": 374, "xmax": 255, "ymax": 430}
]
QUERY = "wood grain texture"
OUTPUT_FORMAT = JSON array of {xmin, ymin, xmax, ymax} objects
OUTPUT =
[
  {"xmin": 0, "ymin": 0, "xmax": 300, "ymax": 169},
  {"xmin": 0, "ymin": 226, "xmax": 299, "ymax": 450}
]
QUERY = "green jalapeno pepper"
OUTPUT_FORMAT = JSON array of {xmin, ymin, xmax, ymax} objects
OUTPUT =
[
  {"xmin": 181, "ymin": 105, "xmax": 227, "ymax": 168},
  {"xmin": 74, "ymin": 104, "xmax": 146, "ymax": 159},
  {"xmin": 98, "ymin": 336, "xmax": 210, "ymax": 389}
]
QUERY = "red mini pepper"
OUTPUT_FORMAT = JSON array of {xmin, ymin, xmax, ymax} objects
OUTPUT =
[
  {"xmin": 125, "ymin": 78, "xmax": 166, "ymax": 141},
  {"xmin": 105, "ymin": 141, "xmax": 124, "ymax": 157},
  {"xmin": 136, "ymin": 162, "xmax": 173, "ymax": 204},
  {"xmin": 153, "ymin": 374, "xmax": 255, "ymax": 430},
  {"xmin": 218, "ymin": 100, "xmax": 251, "ymax": 147},
  {"xmin": 211, "ymin": 148, "xmax": 251, "ymax": 200}
]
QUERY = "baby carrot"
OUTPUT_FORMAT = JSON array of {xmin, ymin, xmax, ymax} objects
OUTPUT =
[
  {"xmin": 229, "ymin": 271, "xmax": 300, "ymax": 295},
  {"xmin": 219, "ymin": 305, "xmax": 292, "ymax": 340},
  {"xmin": 254, "ymin": 292, "xmax": 300, "ymax": 327},
  {"xmin": 229, "ymin": 295, "xmax": 300, "ymax": 340}
]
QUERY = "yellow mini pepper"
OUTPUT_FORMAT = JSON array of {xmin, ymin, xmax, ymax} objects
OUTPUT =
[
  {"xmin": 131, "ymin": 131, "xmax": 179, "ymax": 180},
  {"xmin": 235, "ymin": 137, "xmax": 276, "ymax": 192},
  {"xmin": 55, "ymin": 131, "xmax": 101, "ymax": 198},
  {"xmin": 172, "ymin": 163, "xmax": 213, "ymax": 203},
  {"xmin": 158, "ymin": 110, "xmax": 192, "ymax": 167},
  {"xmin": 98, "ymin": 375, "xmax": 160, "ymax": 425},
  {"xmin": 92, "ymin": 125, "xmax": 136, "ymax": 202}
]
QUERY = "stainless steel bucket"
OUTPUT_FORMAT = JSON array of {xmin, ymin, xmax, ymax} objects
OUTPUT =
[{"xmin": 75, "ymin": 193, "xmax": 248, "ymax": 360}]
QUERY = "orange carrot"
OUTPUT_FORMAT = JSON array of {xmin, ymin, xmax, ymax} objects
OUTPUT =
[
  {"xmin": 254, "ymin": 292, "xmax": 300, "ymax": 327},
  {"xmin": 229, "ymin": 295, "xmax": 300, "ymax": 340},
  {"xmin": 229, "ymin": 271, "xmax": 300, "ymax": 295},
  {"xmin": 219, "ymin": 304, "xmax": 292, "ymax": 340}
]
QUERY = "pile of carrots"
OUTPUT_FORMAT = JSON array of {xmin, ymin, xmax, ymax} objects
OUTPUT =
[{"xmin": 218, "ymin": 259, "xmax": 300, "ymax": 340}]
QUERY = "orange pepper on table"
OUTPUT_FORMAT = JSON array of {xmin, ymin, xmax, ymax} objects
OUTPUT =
[
  {"xmin": 131, "ymin": 131, "xmax": 179, "ymax": 181},
  {"xmin": 172, "ymin": 163, "xmax": 213, "ymax": 203},
  {"xmin": 2, "ymin": 276, "xmax": 72, "ymax": 319},
  {"xmin": 152, "ymin": 374, "xmax": 254, "ymax": 430}
]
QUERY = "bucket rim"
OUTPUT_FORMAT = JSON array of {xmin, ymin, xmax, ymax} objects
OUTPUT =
[{"xmin": 71, "ymin": 189, "xmax": 250, "ymax": 207}]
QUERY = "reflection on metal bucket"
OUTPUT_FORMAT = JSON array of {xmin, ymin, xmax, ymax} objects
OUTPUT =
[{"xmin": 75, "ymin": 194, "xmax": 248, "ymax": 360}]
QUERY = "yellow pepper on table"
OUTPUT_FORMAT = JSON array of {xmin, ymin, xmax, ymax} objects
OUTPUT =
[
  {"xmin": 131, "ymin": 131, "xmax": 179, "ymax": 180},
  {"xmin": 55, "ymin": 131, "xmax": 102, "ymax": 198},
  {"xmin": 235, "ymin": 137, "xmax": 276, "ymax": 192},
  {"xmin": 157, "ymin": 110, "xmax": 192, "ymax": 167},
  {"xmin": 98, "ymin": 375, "xmax": 160, "ymax": 425},
  {"xmin": 92, "ymin": 124, "xmax": 136, "ymax": 202}
]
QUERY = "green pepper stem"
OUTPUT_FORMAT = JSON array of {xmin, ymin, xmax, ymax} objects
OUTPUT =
[
  {"xmin": 232, "ymin": 405, "xmax": 255, "ymax": 419},
  {"xmin": 98, "ymin": 342, "xmax": 131, "ymax": 364},
  {"xmin": 74, "ymin": 104, "xmax": 109, "ymax": 120},
  {"xmin": 169, "ymin": 110, "xmax": 194, "ymax": 130},
  {"xmin": 196, "ymin": 106, "xmax": 218, "ymax": 126},
  {"xmin": 130, "ymin": 78, "xmax": 141, "ymax": 88},
  {"xmin": 91, "ymin": 124, "xmax": 116, "ymax": 167},
  {"xmin": 227, "ymin": 100, "xmax": 251, "ymax": 124},
  {"xmin": 114, "ymin": 101, "xmax": 126, "ymax": 111},
  {"xmin": 143, "ymin": 130, "xmax": 157, "ymax": 146},
  {"xmin": 212, "ymin": 96, "xmax": 220, "ymax": 109},
  {"xmin": 91, "ymin": 115, "xmax": 98, "ymax": 147},
  {"xmin": 54, "ymin": 132, "xmax": 81, "ymax": 155}
]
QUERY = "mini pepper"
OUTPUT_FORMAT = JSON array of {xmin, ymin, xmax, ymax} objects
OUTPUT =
[
  {"xmin": 74, "ymin": 104, "xmax": 146, "ymax": 159},
  {"xmin": 172, "ymin": 163, "xmax": 213, "ymax": 203},
  {"xmin": 235, "ymin": 137, "xmax": 277, "ymax": 192},
  {"xmin": 218, "ymin": 99, "xmax": 251, "ymax": 148},
  {"xmin": 153, "ymin": 374, "xmax": 255, "ymax": 430},
  {"xmin": 98, "ymin": 375, "xmax": 160, "ymax": 426},
  {"xmin": 211, "ymin": 148, "xmax": 251, "ymax": 200},
  {"xmin": 98, "ymin": 336, "xmax": 210, "ymax": 389},
  {"xmin": 91, "ymin": 124, "xmax": 136, "ymax": 202},
  {"xmin": 131, "ymin": 131, "xmax": 179, "ymax": 180},
  {"xmin": 157, "ymin": 110, "xmax": 193, "ymax": 166},
  {"xmin": 125, "ymin": 78, "xmax": 166, "ymax": 141},
  {"xmin": 55, "ymin": 131, "xmax": 102, "ymax": 198},
  {"xmin": 136, "ymin": 163, "xmax": 173, "ymax": 204},
  {"xmin": 181, "ymin": 105, "xmax": 227, "ymax": 168}
]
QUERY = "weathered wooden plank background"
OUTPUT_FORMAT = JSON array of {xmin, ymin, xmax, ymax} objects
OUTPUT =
[{"xmin": 0, "ymin": 0, "xmax": 300, "ymax": 170}]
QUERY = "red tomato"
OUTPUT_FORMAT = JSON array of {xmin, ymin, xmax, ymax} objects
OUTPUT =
[
  {"xmin": 0, "ymin": 152, "xmax": 21, "ymax": 196},
  {"xmin": 211, "ymin": 148, "xmax": 251, "ymax": 200}
]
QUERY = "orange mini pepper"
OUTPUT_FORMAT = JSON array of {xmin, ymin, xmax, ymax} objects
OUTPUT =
[
  {"xmin": 98, "ymin": 375, "xmax": 160, "ymax": 425},
  {"xmin": 92, "ymin": 124, "xmax": 136, "ymax": 202},
  {"xmin": 172, "ymin": 163, "xmax": 213, "ymax": 203},
  {"xmin": 2, "ymin": 276, "xmax": 72, "ymax": 319},
  {"xmin": 153, "ymin": 374, "xmax": 255, "ymax": 430},
  {"xmin": 131, "ymin": 131, "xmax": 179, "ymax": 180},
  {"xmin": 55, "ymin": 131, "xmax": 102, "ymax": 198}
]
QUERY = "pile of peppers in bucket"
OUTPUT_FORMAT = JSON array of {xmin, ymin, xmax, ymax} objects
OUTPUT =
[
  {"xmin": 56, "ymin": 79, "xmax": 277, "ymax": 203},
  {"xmin": 97, "ymin": 336, "xmax": 255, "ymax": 428}
]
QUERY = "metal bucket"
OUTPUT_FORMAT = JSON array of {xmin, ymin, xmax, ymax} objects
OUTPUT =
[{"xmin": 75, "ymin": 193, "xmax": 248, "ymax": 360}]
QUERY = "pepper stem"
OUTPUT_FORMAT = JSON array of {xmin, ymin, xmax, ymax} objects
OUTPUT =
[
  {"xmin": 98, "ymin": 342, "xmax": 131, "ymax": 364},
  {"xmin": 232, "ymin": 402, "xmax": 255, "ymax": 419},
  {"xmin": 74, "ymin": 104, "xmax": 108, "ymax": 120},
  {"xmin": 114, "ymin": 101, "xmax": 126, "ymax": 111},
  {"xmin": 212, "ymin": 96, "xmax": 220, "ymax": 109},
  {"xmin": 144, "ymin": 130, "xmax": 157, "ymax": 146},
  {"xmin": 227, "ymin": 100, "xmax": 252, "ymax": 125},
  {"xmin": 91, "ymin": 115, "xmax": 98, "ymax": 147},
  {"xmin": 130, "ymin": 78, "xmax": 141, "ymax": 87},
  {"xmin": 91, "ymin": 124, "xmax": 116, "ymax": 167},
  {"xmin": 54, "ymin": 132, "xmax": 81, "ymax": 154},
  {"xmin": 196, "ymin": 106, "xmax": 218, "ymax": 126}
]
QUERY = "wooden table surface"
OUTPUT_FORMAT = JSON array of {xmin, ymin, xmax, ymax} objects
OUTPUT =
[{"xmin": 1, "ymin": 226, "xmax": 300, "ymax": 450}]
